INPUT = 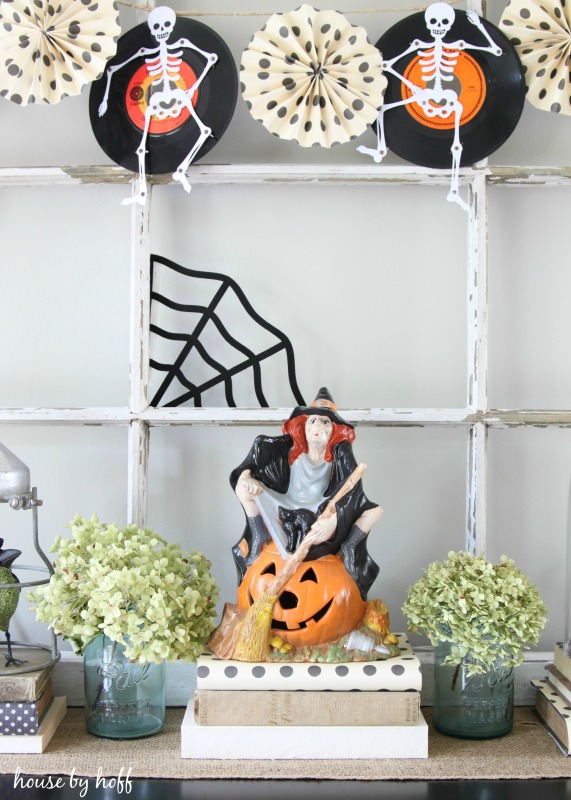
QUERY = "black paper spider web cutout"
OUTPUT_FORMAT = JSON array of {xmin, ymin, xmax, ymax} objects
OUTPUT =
[{"xmin": 150, "ymin": 255, "xmax": 306, "ymax": 408}]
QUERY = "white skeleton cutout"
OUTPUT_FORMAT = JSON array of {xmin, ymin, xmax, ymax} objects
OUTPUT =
[
  {"xmin": 357, "ymin": 4, "xmax": 502, "ymax": 212},
  {"xmin": 98, "ymin": 6, "xmax": 218, "ymax": 205}
]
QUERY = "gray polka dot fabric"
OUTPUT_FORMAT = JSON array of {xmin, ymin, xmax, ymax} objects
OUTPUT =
[
  {"xmin": 240, "ymin": 3, "xmax": 387, "ymax": 147},
  {"xmin": 500, "ymin": 0, "xmax": 571, "ymax": 114},
  {"xmin": 0, "ymin": 0, "xmax": 120, "ymax": 105},
  {"xmin": 0, "ymin": 701, "xmax": 41, "ymax": 734}
]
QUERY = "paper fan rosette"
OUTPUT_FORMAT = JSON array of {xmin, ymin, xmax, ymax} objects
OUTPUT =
[
  {"xmin": 241, "ymin": 4, "xmax": 386, "ymax": 147},
  {"xmin": 0, "ymin": 0, "xmax": 121, "ymax": 105},
  {"xmin": 500, "ymin": 0, "xmax": 571, "ymax": 114}
]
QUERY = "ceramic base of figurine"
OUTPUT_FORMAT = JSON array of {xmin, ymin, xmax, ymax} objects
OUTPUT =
[
  {"xmin": 266, "ymin": 600, "xmax": 400, "ymax": 663},
  {"xmin": 209, "ymin": 599, "xmax": 401, "ymax": 663}
]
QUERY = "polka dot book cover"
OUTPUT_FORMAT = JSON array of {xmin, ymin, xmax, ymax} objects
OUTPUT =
[
  {"xmin": 0, "ymin": 684, "xmax": 53, "ymax": 735},
  {"xmin": 196, "ymin": 632, "xmax": 422, "ymax": 692}
]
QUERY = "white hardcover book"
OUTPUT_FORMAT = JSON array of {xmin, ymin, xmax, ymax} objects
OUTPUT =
[
  {"xmin": 181, "ymin": 699, "xmax": 428, "ymax": 759},
  {"xmin": 0, "ymin": 696, "xmax": 66, "ymax": 754},
  {"xmin": 197, "ymin": 632, "xmax": 422, "ymax": 692}
]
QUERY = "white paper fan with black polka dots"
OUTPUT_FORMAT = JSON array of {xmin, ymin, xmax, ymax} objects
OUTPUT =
[
  {"xmin": 500, "ymin": 0, "xmax": 571, "ymax": 115},
  {"xmin": 241, "ymin": 4, "xmax": 386, "ymax": 148},
  {"xmin": 0, "ymin": 0, "xmax": 121, "ymax": 105}
]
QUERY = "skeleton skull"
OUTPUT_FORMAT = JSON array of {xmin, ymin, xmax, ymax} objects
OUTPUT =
[
  {"xmin": 424, "ymin": 3, "xmax": 455, "ymax": 38},
  {"xmin": 148, "ymin": 6, "xmax": 176, "ymax": 42}
]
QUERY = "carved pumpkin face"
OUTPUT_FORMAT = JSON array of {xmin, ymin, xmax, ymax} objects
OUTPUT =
[{"xmin": 237, "ymin": 543, "xmax": 366, "ymax": 647}]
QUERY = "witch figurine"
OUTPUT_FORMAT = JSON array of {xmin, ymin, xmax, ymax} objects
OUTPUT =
[{"xmin": 209, "ymin": 388, "xmax": 400, "ymax": 663}]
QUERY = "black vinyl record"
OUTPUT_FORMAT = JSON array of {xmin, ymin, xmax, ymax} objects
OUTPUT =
[
  {"xmin": 89, "ymin": 16, "xmax": 238, "ymax": 175},
  {"xmin": 376, "ymin": 11, "xmax": 526, "ymax": 168}
]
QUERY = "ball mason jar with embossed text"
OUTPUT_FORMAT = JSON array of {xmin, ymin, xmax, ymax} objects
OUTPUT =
[
  {"xmin": 84, "ymin": 634, "xmax": 166, "ymax": 739},
  {"xmin": 433, "ymin": 639, "xmax": 514, "ymax": 739}
]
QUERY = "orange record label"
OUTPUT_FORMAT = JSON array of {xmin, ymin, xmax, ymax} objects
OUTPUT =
[
  {"xmin": 401, "ymin": 50, "xmax": 486, "ymax": 130},
  {"xmin": 126, "ymin": 62, "xmax": 199, "ymax": 134}
]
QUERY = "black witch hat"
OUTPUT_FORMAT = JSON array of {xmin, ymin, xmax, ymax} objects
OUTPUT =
[{"xmin": 289, "ymin": 387, "xmax": 353, "ymax": 429}]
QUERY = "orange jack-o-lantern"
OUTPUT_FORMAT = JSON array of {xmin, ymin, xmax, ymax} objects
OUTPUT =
[{"xmin": 237, "ymin": 543, "xmax": 366, "ymax": 648}]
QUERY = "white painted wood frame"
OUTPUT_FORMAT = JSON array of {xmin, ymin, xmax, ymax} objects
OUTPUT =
[
  {"xmin": 2, "ymin": 163, "xmax": 570, "ymax": 549},
  {"xmin": 1, "ymin": 163, "xmax": 565, "ymax": 704}
]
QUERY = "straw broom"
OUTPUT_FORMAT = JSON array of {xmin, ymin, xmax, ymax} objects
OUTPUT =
[{"xmin": 231, "ymin": 462, "xmax": 367, "ymax": 662}]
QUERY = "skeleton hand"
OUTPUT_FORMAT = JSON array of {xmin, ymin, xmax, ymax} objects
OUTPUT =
[
  {"xmin": 465, "ymin": 10, "xmax": 502, "ymax": 55},
  {"xmin": 466, "ymin": 10, "xmax": 483, "ymax": 29},
  {"xmin": 98, "ymin": 100, "xmax": 108, "ymax": 117},
  {"xmin": 466, "ymin": 11, "xmax": 484, "ymax": 28},
  {"xmin": 410, "ymin": 85, "xmax": 430, "ymax": 105}
]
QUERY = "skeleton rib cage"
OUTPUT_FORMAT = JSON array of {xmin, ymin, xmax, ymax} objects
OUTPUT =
[
  {"xmin": 149, "ymin": 255, "xmax": 305, "ymax": 408},
  {"xmin": 419, "ymin": 46, "xmax": 460, "ymax": 85},
  {"xmin": 145, "ymin": 51, "xmax": 183, "ymax": 81}
]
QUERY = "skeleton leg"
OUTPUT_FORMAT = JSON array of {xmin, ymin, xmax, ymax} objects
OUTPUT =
[
  {"xmin": 357, "ymin": 94, "xmax": 423, "ymax": 163},
  {"xmin": 446, "ymin": 102, "xmax": 470, "ymax": 213},
  {"xmin": 122, "ymin": 109, "xmax": 153, "ymax": 206},
  {"xmin": 172, "ymin": 96, "xmax": 213, "ymax": 193},
  {"xmin": 356, "ymin": 106, "xmax": 389, "ymax": 163}
]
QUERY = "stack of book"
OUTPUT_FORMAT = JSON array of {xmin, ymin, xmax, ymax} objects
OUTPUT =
[
  {"xmin": 532, "ymin": 641, "xmax": 571, "ymax": 755},
  {"xmin": 181, "ymin": 632, "xmax": 427, "ymax": 759},
  {"xmin": 0, "ymin": 648, "xmax": 66, "ymax": 753}
]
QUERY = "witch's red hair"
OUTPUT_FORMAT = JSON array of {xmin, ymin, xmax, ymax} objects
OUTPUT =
[{"xmin": 282, "ymin": 414, "xmax": 355, "ymax": 465}]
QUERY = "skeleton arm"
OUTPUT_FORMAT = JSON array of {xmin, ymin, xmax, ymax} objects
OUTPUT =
[
  {"xmin": 455, "ymin": 11, "xmax": 502, "ymax": 56},
  {"xmin": 98, "ymin": 47, "xmax": 160, "ymax": 116},
  {"xmin": 170, "ymin": 39, "xmax": 218, "ymax": 98},
  {"xmin": 382, "ymin": 40, "xmax": 433, "ymax": 91},
  {"xmin": 171, "ymin": 39, "xmax": 218, "ymax": 65}
]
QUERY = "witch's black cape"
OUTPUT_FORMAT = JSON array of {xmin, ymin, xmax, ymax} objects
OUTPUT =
[{"xmin": 230, "ymin": 434, "xmax": 379, "ymax": 597}]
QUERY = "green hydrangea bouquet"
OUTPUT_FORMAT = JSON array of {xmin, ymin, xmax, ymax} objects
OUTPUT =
[
  {"xmin": 402, "ymin": 551, "xmax": 547, "ymax": 675},
  {"xmin": 30, "ymin": 514, "xmax": 219, "ymax": 664}
]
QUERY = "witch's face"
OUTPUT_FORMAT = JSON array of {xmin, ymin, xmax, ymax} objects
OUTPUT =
[{"xmin": 305, "ymin": 414, "xmax": 333, "ymax": 446}]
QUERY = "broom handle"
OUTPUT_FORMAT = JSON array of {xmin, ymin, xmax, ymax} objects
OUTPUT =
[{"xmin": 267, "ymin": 462, "xmax": 367, "ymax": 596}]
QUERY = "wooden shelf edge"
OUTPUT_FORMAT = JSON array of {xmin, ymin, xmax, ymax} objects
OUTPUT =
[{"xmin": 1, "ymin": 164, "xmax": 571, "ymax": 188}]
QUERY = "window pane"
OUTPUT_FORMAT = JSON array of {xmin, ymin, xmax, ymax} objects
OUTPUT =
[
  {"xmin": 150, "ymin": 183, "xmax": 468, "ymax": 409},
  {"xmin": 1, "ymin": 186, "xmax": 131, "ymax": 407},
  {"xmin": 488, "ymin": 187, "xmax": 571, "ymax": 409},
  {"xmin": 1, "ymin": 425, "xmax": 129, "ymax": 649},
  {"xmin": 488, "ymin": 426, "xmax": 569, "ymax": 650}
]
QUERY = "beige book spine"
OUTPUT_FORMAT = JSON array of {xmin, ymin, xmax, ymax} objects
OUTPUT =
[
  {"xmin": 545, "ymin": 663, "xmax": 571, "ymax": 705},
  {"xmin": 36, "ymin": 681, "xmax": 54, "ymax": 722},
  {"xmin": 535, "ymin": 687, "xmax": 570, "ymax": 750},
  {"xmin": 194, "ymin": 689, "xmax": 420, "ymax": 726},
  {"xmin": 554, "ymin": 644, "xmax": 571, "ymax": 684},
  {"xmin": 0, "ymin": 667, "xmax": 53, "ymax": 702}
]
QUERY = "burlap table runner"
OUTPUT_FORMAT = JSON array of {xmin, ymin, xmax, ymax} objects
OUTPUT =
[{"xmin": 1, "ymin": 708, "xmax": 570, "ymax": 781}]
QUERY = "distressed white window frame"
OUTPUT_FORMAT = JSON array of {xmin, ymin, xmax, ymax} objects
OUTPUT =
[
  {"xmin": 2, "ymin": 163, "xmax": 570, "ymax": 551},
  {"xmin": 2, "ymin": 162, "xmax": 568, "ymax": 704}
]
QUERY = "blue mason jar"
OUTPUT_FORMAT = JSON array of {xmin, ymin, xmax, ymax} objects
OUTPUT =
[
  {"xmin": 84, "ymin": 634, "xmax": 166, "ymax": 739},
  {"xmin": 433, "ymin": 639, "xmax": 514, "ymax": 739}
]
